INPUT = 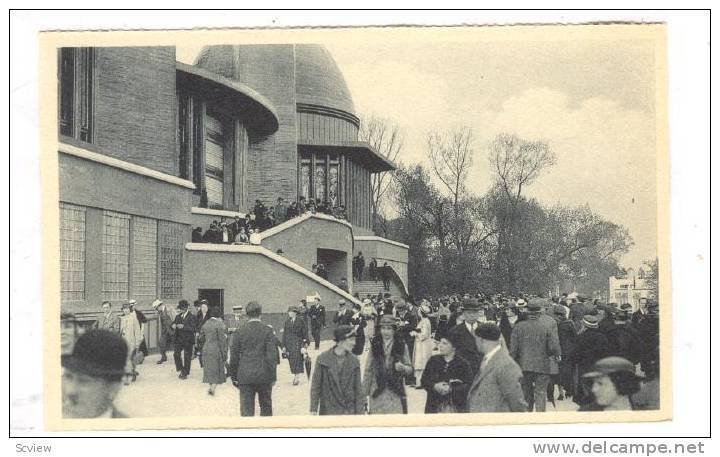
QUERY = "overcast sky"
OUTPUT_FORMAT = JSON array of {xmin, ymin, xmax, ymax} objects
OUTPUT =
[{"xmin": 178, "ymin": 36, "xmax": 659, "ymax": 268}]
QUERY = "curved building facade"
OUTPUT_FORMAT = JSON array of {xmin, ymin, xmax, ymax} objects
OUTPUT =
[{"xmin": 56, "ymin": 44, "xmax": 408, "ymax": 345}]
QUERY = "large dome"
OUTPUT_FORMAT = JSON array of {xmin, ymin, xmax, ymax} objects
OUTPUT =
[{"xmin": 194, "ymin": 44, "xmax": 356, "ymax": 116}]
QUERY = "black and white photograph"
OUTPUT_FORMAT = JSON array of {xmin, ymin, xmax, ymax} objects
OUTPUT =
[{"xmin": 9, "ymin": 11, "xmax": 710, "ymax": 440}]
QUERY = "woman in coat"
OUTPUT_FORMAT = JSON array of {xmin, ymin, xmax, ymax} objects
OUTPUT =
[
  {"xmin": 119, "ymin": 302, "xmax": 143, "ymax": 383},
  {"xmin": 362, "ymin": 315, "xmax": 414, "ymax": 414},
  {"xmin": 412, "ymin": 304, "xmax": 434, "ymax": 388},
  {"xmin": 200, "ymin": 306, "xmax": 228, "ymax": 395},
  {"xmin": 310, "ymin": 325, "xmax": 364, "ymax": 415},
  {"xmin": 420, "ymin": 334, "xmax": 473, "ymax": 413},
  {"xmin": 282, "ymin": 306, "xmax": 309, "ymax": 386}
]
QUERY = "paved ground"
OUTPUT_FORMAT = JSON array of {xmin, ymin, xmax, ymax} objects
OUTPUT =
[{"xmin": 115, "ymin": 340, "xmax": 577, "ymax": 417}]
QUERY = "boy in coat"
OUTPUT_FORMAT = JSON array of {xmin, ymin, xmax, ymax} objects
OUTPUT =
[
  {"xmin": 467, "ymin": 323, "xmax": 527, "ymax": 413},
  {"xmin": 310, "ymin": 325, "xmax": 364, "ymax": 415}
]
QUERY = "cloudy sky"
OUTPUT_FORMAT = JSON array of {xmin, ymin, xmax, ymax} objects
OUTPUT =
[{"xmin": 178, "ymin": 32, "xmax": 660, "ymax": 268}]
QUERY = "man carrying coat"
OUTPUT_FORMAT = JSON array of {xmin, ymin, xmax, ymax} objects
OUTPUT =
[
  {"xmin": 310, "ymin": 325, "xmax": 364, "ymax": 415},
  {"xmin": 152, "ymin": 299, "xmax": 173, "ymax": 365},
  {"xmin": 228, "ymin": 301, "xmax": 279, "ymax": 416},
  {"xmin": 467, "ymin": 323, "xmax": 527, "ymax": 413},
  {"xmin": 509, "ymin": 298, "xmax": 561, "ymax": 412},
  {"xmin": 172, "ymin": 299, "xmax": 197, "ymax": 380}
]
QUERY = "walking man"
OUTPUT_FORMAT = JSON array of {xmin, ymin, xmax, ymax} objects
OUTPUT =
[
  {"xmin": 152, "ymin": 299, "xmax": 173, "ymax": 364},
  {"xmin": 509, "ymin": 298, "xmax": 561, "ymax": 412},
  {"xmin": 307, "ymin": 297, "xmax": 326, "ymax": 350},
  {"xmin": 228, "ymin": 301, "xmax": 279, "ymax": 416},
  {"xmin": 172, "ymin": 299, "xmax": 197, "ymax": 379},
  {"xmin": 448, "ymin": 297, "xmax": 485, "ymax": 377},
  {"xmin": 96, "ymin": 301, "xmax": 120, "ymax": 334}
]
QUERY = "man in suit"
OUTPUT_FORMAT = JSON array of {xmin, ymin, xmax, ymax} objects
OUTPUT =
[
  {"xmin": 152, "ymin": 299, "xmax": 173, "ymax": 364},
  {"xmin": 172, "ymin": 299, "xmax": 197, "ymax": 379},
  {"xmin": 333, "ymin": 300, "xmax": 353, "ymax": 326},
  {"xmin": 448, "ymin": 297, "xmax": 484, "ymax": 377},
  {"xmin": 96, "ymin": 301, "xmax": 120, "ymax": 334},
  {"xmin": 307, "ymin": 297, "xmax": 327, "ymax": 350},
  {"xmin": 467, "ymin": 323, "xmax": 527, "ymax": 413},
  {"xmin": 62, "ymin": 329, "xmax": 129, "ymax": 418},
  {"xmin": 509, "ymin": 298, "xmax": 561, "ymax": 412},
  {"xmin": 228, "ymin": 301, "xmax": 279, "ymax": 416}
]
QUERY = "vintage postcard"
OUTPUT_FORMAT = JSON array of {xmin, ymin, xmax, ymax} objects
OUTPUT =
[{"xmin": 39, "ymin": 23, "xmax": 670, "ymax": 430}]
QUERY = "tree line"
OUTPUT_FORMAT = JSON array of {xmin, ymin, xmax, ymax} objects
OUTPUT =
[{"xmin": 360, "ymin": 116, "xmax": 634, "ymax": 299}]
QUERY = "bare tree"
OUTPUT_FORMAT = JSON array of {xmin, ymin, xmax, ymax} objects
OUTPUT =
[
  {"xmin": 359, "ymin": 114, "xmax": 403, "ymax": 236},
  {"xmin": 426, "ymin": 128, "xmax": 474, "ymax": 209},
  {"xmin": 488, "ymin": 133, "xmax": 557, "ymax": 292}
]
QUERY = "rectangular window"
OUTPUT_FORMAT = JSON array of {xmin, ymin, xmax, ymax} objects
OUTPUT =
[
  {"xmin": 59, "ymin": 203, "xmax": 86, "ymax": 303},
  {"xmin": 205, "ymin": 113, "xmax": 225, "ymax": 208},
  {"xmin": 299, "ymin": 159, "xmax": 311, "ymax": 200},
  {"xmin": 159, "ymin": 220, "xmax": 184, "ymax": 299},
  {"xmin": 328, "ymin": 157, "xmax": 339, "ymax": 206},
  {"xmin": 102, "ymin": 211, "xmax": 130, "ymax": 301},
  {"xmin": 131, "ymin": 216, "xmax": 157, "ymax": 302},
  {"xmin": 59, "ymin": 49, "xmax": 75, "ymax": 137},
  {"xmin": 58, "ymin": 47, "xmax": 94, "ymax": 142},
  {"xmin": 314, "ymin": 158, "xmax": 326, "ymax": 203},
  {"xmin": 177, "ymin": 94, "xmax": 190, "ymax": 180}
]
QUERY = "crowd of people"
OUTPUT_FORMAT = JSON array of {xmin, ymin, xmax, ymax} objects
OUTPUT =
[
  {"xmin": 191, "ymin": 196, "xmax": 348, "ymax": 245},
  {"xmin": 60, "ymin": 290, "xmax": 660, "ymax": 418}
]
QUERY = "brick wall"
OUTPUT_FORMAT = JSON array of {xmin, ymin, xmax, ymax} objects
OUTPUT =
[{"xmin": 93, "ymin": 47, "xmax": 178, "ymax": 176}]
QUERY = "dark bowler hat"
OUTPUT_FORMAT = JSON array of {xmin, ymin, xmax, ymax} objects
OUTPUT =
[
  {"xmin": 582, "ymin": 356, "xmax": 640, "ymax": 379},
  {"xmin": 475, "ymin": 323, "xmax": 501, "ymax": 341},
  {"xmin": 462, "ymin": 297, "xmax": 481, "ymax": 310},
  {"xmin": 333, "ymin": 325, "xmax": 356, "ymax": 342},
  {"xmin": 582, "ymin": 314, "xmax": 600, "ymax": 328},
  {"xmin": 61, "ymin": 329, "xmax": 128, "ymax": 379}
]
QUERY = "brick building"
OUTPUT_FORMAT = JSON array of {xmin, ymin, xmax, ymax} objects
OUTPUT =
[{"xmin": 57, "ymin": 45, "xmax": 409, "ymax": 345}]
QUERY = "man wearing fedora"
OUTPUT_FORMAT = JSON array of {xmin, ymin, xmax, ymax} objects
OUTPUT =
[
  {"xmin": 152, "ymin": 299, "xmax": 173, "ymax": 365},
  {"xmin": 570, "ymin": 313, "xmax": 610, "ymax": 405},
  {"xmin": 448, "ymin": 297, "xmax": 485, "ymax": 377},
  {"xmin": 509, "ymin": 298, "xmax": 561, "ymax": 412},
  {"xmin": 62, "ymin": 329, "xmax": 129, "ymax": 418},
  {"xmin": 172, "ymin": 299, "xmax": 197, "ymax": 380}
]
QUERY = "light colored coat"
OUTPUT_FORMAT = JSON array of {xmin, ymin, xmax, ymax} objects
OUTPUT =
[
  {"xmin": 412, "ymin": 317, "xmax": 433, "ymax": 374},
  {"xmin": 467, "ymin": 347, "xmax": 527, "ymax": 413},
  {"xmin": 120, "ymin": 313, "xmax": 143, "ymax": 350}
]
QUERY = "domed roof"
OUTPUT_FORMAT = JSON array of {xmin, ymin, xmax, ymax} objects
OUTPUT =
[{"xmin": 194, "ymin": 44, "xmax": 355, "ymax": 116}]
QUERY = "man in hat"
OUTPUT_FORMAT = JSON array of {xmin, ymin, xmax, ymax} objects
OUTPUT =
[
  {"xmin": 310, "ymin": 325, "xmax": 364, "ymax": 415},
  {"xmin": 127, "ymin": 299, "xmax": 148, "ymax": 360},
  {"xmin": 467, "ymin": 323, "xmax": 527, "ymax": 413},
  {"xmin": 336, "ymin": 277, "xmax": 349, "ymax": 293},
  {"xmin": 307, "ymin": 296, "xmax": 326, "ymax": 350},
  {"xmin": 228, "ymin": 301, "xmax": 279, "ymax": 416},
  {"xmin": 509, "ymin": 298, "xmax": 561, "ymax": 412},
  {"xmin": 635, "ymin": 299, "xmax": 659, "ymax": 376},
  {"xmin": 172, "ymin": 299, "xmax": 197, "ymax": 380},
  {"xmin": 152, "ymin": 299, "xmax": 173, "ymax": 365},
  {"xmin": 393, "ymin": 297, "xmax": 419, "ymax": 369},
  {"xmin": 62, "ymin": 329, "xmax": 129, "ymax": 418},
  {"xmin": 448, "ymin": 297, "xmax": 485, "ymax": 377},
  {"xmin": 571, "ymin": 314, "xmax": 610, "ymax": 405},
  {"xmin": 333, "ymin": 299, "xmax": 353, "ymax": 326},
  {"xmin": 96, "ymin": 301, "xmax": 120, "ymax": 335},
  {"xmin": 605, "ymin": 303, "xmax": 644, "ymax": 366}
]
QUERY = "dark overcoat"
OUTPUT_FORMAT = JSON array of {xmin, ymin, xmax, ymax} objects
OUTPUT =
[
  {"xmin": 228, "ymin": 320, "xmax": 279, "ymax": 385},
  {"xmin": 420, "ymin": 354, "xmax": 473, "ymax": 413},
  {"xmin": 282, "ymin": 316, "xmax": 308, "ymax": 374}
]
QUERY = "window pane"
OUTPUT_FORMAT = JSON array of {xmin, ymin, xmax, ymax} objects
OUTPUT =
[
  {"xmin": 77, "ymin": 47, "xmax": 93, "ymax": 142},
  {"xmin": 159, "ymin": 221, "xmax": 184, "ymax": 299},
  {"xmin": 205, "ymin": 113, "xmax": 224, "ymax": 207},
  {"xmin": 59, "ymin": 203, "xmax": 85, "ymax": 303},
  {"xmin": 328, "ymin": 164, "xmax": 339, "ymax": 206},
  {"xmin": 131, "ymin": 216, "xmax": 157, "ymax": 302},
  {"xmin": 300, "ymin": 162, "xmax": 310, "ymax": 200},
  {"xmin": 59, "ymin": 48, "xmax": 75, "ymax": 137},
  {"xmin": 314, "ymin": 163, "xmax": 326, "ymax": 202},
  {"xmin": 102, "ymin": 211, "xmax": 130, "ymax": 301}
]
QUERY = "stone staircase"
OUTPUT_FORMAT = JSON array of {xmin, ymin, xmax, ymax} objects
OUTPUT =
[{"xmin": 353, "ymin": 277, "xmax": 405, "ymax": 300}]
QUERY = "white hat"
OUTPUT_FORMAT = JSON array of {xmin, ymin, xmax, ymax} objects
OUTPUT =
[{"xmin": 151, "ymin": 299, "xmax": 163, "ymax": 309}]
